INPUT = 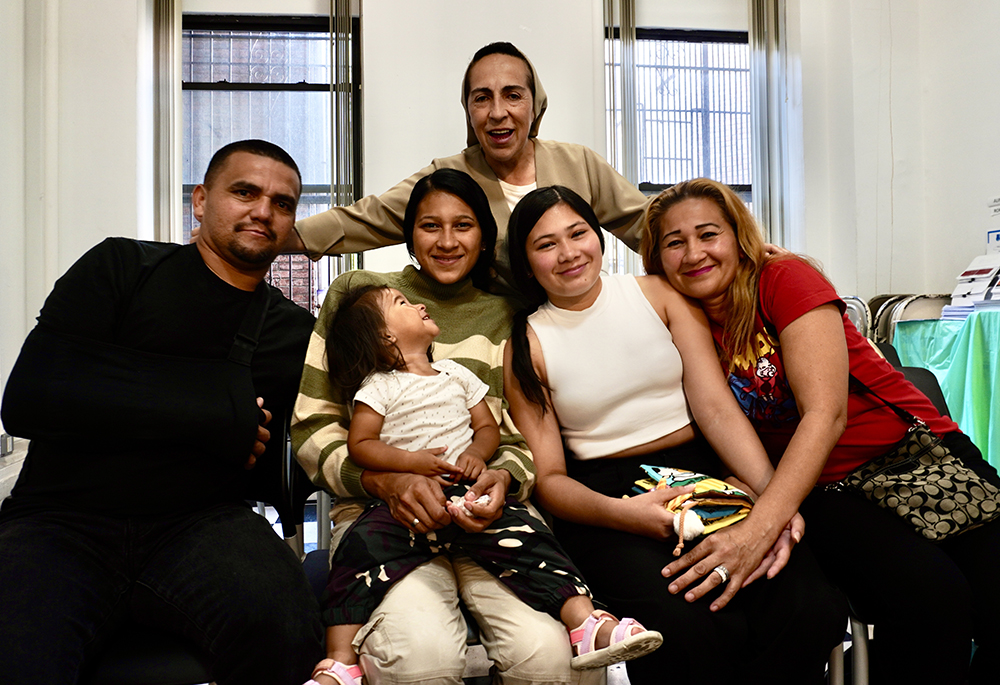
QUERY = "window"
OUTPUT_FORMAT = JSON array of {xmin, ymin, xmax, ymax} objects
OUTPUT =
[
  {"xmin": 181, "ymin": 14, "xmax": 361, "ymax": 312},
  {"xmin": 605, "ymin": 0, "xmax": 792, "ymax": 252},
  {"xmin": 603, "ymin": 25, "xmax": 753, "ymax": 275},
  {"xmin": 606, "ymin": 29, "xmax": 752, "ymax": 201}
]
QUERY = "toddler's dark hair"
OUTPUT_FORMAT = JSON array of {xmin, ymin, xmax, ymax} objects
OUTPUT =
[{"xmin": 325, "ymin": 285, "xmax": 405, "ymax": 402}]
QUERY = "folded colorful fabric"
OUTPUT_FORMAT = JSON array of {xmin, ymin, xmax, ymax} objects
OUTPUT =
[{"xmin": 634, "ymin": 466, "xmax": 754, "ymax": 554}]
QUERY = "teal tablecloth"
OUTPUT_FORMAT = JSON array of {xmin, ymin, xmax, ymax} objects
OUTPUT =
[{"xmin": 894, "ymin": 310, "xmax": 1000, "ymax": 470}]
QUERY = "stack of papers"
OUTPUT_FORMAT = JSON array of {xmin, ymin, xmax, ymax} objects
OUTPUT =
[{"xmin": 941, "ymin": 304, "xmax": 975, "ymax": 321}]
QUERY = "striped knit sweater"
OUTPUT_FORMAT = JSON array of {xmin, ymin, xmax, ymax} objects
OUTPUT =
[{"xmin": 292, "ymin": 265, "xmax": 535, "ymax": 503}]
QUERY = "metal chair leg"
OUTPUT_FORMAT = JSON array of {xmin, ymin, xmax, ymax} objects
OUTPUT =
[
  {"xmin": 850, "ymin": 616, "xmax": 870, "ymax": 685},
  {"xmin": 828, "ymin": 640, "xmax": 845, "ymax": 685}
]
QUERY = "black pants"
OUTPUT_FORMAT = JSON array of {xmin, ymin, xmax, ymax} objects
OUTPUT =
[
  {"xmin": 556, "ymin": 439, "xmax": 847, "ymax": 685},
  {"xmin": 0, "ymin": 502, "xmax": 325, "ymax": 685},
  {"xmin": 801, "ymin": 431, "xmax": 1000, "ymax": 685}
]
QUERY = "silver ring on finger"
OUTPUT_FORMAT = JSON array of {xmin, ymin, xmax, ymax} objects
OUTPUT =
[
  {"xmin": 712, "ymin": 564, "xmax": 730, "ymax": 583},
  {"xmin": 413, "ymin": 518, "xmax": 420, "ymax": 527}
]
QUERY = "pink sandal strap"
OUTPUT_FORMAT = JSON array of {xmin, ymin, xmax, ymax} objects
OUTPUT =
[
  {"xmin": 570, "ymin": 612, "xmax": 663, "ymax": 671},
  {"xmin": 612, "ymin": 617, "xmax": 643, "ymax": 643},
  {"xmin": 310, "ymin": 661, "xmax": 363, "ymax": 685},
  {"xmin": 569, "ymin": 610, "xmax": 616, "ymax": 655}
]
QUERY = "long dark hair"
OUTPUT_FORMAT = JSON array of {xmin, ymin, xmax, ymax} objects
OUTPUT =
[
  {"xmin": 505, "ymin": 185, "xmax": 605, "ymax": 412},
  {"xmin": 325, "ymin": 285, "xmax": 406, "ymax": 402},
  {"xmin": 402, "ymin": 168, "xmax": 498, "ymax": 291}
]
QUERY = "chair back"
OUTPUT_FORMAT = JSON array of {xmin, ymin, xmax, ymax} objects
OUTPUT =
[
  {"xmin": 871, "ymin": 295, "xmax": 912, "ymax": 343},
  {"xmin": 886, "ymin": 294, "xmax": 951, "ymax": 344},
  {"xmin": 867, "ymin": 294, "xmax": 901, "ymax": 321},
  {"xmin": 899, "ymin": 366, "xmax": 950, "ymax": 419},
  {"xmin": 874, "ymin": 341, "xmax": 902, "ymax": 367},
  {"xmin": 842, "ymin": 296, "xmax": 872, "ymax": 338},
  {"xmin": 243, "ymin": 417, "xmax": 319, "ymax": 539}
]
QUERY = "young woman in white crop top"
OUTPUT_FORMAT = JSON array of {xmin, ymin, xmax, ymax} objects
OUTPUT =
[{"xmin": 503, "ymin": 186, "xmax": 847, "ymax": 685}]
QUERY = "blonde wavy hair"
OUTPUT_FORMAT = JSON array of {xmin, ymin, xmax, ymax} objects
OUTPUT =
[{"xmin": 640, "ymin": 178, "xmax": 769, "ymax": 371}]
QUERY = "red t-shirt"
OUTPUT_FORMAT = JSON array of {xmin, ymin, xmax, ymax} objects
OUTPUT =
[{"xmin": 710, "ymin": 258, "xmax": 959, "ymax": 484}]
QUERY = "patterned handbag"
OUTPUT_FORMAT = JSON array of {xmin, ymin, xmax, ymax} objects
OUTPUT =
[{"xmin": 826, "ymin": 375, "xmax": 1000, "ymax": 542}]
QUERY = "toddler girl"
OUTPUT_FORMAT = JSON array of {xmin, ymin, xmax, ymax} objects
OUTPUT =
[{"xmin": 305, "ymin": 284, "xmax": 662, "ymax": 685}]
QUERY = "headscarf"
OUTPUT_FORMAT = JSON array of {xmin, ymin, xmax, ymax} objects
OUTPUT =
[{"xmin": 463, "ymin": 50, "xmax": 548, "ymax": 148}]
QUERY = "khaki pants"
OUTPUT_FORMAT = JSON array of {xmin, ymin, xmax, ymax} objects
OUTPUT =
[{"xmin": 330, "ymin": 503, "xmax": 605, "ymax": 685}]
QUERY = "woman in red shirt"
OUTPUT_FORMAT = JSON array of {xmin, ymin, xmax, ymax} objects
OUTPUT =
[{"xmin": 642, "ymin": 177, "xmax": 1000, "ymax": 685}]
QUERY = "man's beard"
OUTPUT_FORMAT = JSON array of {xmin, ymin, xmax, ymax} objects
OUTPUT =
[{"xmin": 227, "ymin": 229, "xmax": 279, "ymax": 266}]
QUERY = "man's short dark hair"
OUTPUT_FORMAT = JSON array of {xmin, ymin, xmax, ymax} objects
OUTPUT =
[{"xmin": 203, "ymin": 139, "xmax": 302, "ymax": 191}]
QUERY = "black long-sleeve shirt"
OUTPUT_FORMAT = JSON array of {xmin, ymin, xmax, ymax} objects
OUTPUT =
[{"xmin": 2, "ymin": 239, "xmax": 314, "ymax": 516}]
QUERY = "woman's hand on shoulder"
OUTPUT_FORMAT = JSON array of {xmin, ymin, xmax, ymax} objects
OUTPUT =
[{"xmin": 763, "ymin": 242, "xmax": 791, "ymax": 259}]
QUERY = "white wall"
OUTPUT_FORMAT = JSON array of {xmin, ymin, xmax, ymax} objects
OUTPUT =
[
  {"xmin": 360, "ymin": 0, "xmax": 606, "ymax": 271},
  {"xmin": 361, "ymin": 0, "xmax": 747, "ymax": 272},
  {"xmin": 182, "ymin": 0, "xmax": 609, "ymax": 273},
  {"xmin": 1, "ymin": 0, "xmax": 27, "ymax": 437},
  {"xmin": 790, "ymin": 0, "xmax": 1000, "ymax": 299},
  {"xmin": 2, "ymin": 0, "xmax": 152, "ymax": 437},
  {"xmin": 919, "ymin": 1, "xmax": 1000, "ymax": 290},
  {"xmin": 637, "ymin": 0, "xmax": 747, "ymax": 32}
]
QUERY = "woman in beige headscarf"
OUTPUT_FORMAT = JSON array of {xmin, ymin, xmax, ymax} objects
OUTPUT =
[{"xmin": 292, "ymin": 42, "xmax": 650, "ymax": 292}]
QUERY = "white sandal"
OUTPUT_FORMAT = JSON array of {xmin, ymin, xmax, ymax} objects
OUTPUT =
[{"xmin": 569, "ymin": 610, "xmax": 663, "ymax": 670}]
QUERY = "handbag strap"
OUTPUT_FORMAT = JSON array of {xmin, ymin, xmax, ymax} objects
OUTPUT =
[
  {"xmin": 849, "ymin": 373, "xmax": 924, "ymax": 427},
  {"xmin": 228, "ymin": 282, "xmax": 270, "ymax": 367}
]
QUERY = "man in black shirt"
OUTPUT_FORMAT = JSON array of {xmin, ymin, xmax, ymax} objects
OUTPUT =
[{"xmin": 0, "ymin": 140, "xmax": 324, "ymax": 684}]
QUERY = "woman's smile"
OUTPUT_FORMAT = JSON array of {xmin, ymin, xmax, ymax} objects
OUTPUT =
[
  {"xmin": 683, "ymin": 264, "xmax": 714, "ymax": 278},
  {"xmin": 526, "ymin": 202, "xmax": 604, "ymax": 311},
  {"xmin": 488, "ymin": 128, "xmax": 515, "ymax": 144},
  {"xmin": 557, "ymin": 262, "xmax": 589, "ymax": 277}
]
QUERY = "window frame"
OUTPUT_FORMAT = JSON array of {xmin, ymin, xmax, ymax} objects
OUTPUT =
[{"xmin": 179, "ymin": 13, "xmax": 364, "ymax": 312}]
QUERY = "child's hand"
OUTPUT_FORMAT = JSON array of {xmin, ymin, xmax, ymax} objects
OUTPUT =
[
  {"xmin": 409, "ymin": 446, "xmax": 463, "ymax": 480},
  {"xmin": 454, "ymin": 453, "xmax": 487, "ymax": 481}
]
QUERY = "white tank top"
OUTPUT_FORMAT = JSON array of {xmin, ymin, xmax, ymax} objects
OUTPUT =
[{"xmin": 528, "ymin": 274, "xmax": 692, "ymax": 460}]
